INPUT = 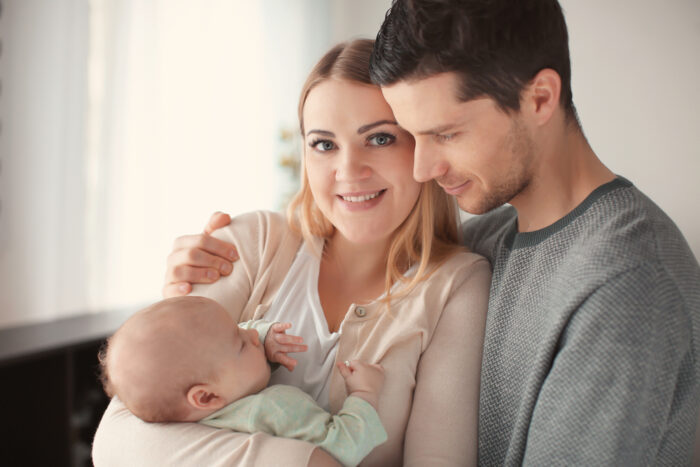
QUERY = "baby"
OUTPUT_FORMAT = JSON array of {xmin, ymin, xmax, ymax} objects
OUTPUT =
[{"xmin": 99, "ymin": 295, "xmax": 387, "ymax": 467}]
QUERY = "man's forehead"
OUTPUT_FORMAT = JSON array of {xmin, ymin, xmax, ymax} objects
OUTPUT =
[{"xmin": 382, "ymin": 77, "xmax": 493, "ymax": 133}]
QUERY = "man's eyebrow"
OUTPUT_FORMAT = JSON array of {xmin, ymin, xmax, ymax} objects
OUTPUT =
[
  {"xmin": 357, "ymin": 120, "xmax": 398, "ymax": 134},
  {"xmin": 416, "ymin": 123, "xmax": 459, "ymax": 136},
  {"xmin": 306, "ymin": 129, "xmax": 335, "ymax": 137}
]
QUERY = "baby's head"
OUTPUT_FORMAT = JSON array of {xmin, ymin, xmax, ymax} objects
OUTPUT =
[{"xmin": 99, "ymin": 296, "xmax": 271, "ymax": 422}]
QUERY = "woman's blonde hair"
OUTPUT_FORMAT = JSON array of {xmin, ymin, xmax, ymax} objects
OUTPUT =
[{"xmin": 287, "ymin": 39, "xmax": 463, "ymax": 304}]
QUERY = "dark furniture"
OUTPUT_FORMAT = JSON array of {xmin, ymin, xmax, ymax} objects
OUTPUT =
[{"xmin": 0, "ymin": 308, "xmax": 136, "ymax": 467}]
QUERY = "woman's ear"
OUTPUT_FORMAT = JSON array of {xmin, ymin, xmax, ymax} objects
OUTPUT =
[
  {"xmin": 186, "ymin": 384, "xmax": 225, "ymax": 410},
  {"xmin": 522, "ymin": 68, "xmax": 562, "ymax": 126}
]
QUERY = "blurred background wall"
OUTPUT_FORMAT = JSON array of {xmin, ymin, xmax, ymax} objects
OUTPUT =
[{"xmin": 0, "ymin": 0, "xmax": 698, "ymax": 328}]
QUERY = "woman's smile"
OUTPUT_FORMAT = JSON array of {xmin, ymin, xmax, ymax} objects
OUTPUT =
[{"xmin": 336, "ymin": 189, "xmax": 387, "ymax": 211}]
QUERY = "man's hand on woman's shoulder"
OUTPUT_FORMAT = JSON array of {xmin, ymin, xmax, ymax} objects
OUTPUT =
[{"xmin": 163, "ymin": 211, "xmax": 238, "ymax": 298}]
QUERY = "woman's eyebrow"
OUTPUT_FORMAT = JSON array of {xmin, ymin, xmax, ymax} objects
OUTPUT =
[
  {"xmin": 306, "ymin": 129, "xmax": 335, "ymax": 137},
  {"xmin": 357, "ymin": 120, "xmax": 398, "ymax": 134}
]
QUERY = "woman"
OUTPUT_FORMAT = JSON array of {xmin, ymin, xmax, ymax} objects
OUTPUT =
[{"xmin": 93, "ymin": 39, "xmax": 490, "ymax": 466}]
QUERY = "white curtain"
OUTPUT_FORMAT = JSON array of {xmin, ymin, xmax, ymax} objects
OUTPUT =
[
  {"xmin": 0, "ymin": 0, "xmax": 331, "ymax": 327},
  {"xmin": 86, "ymin": 0, "xmax": 331, "ymax": 310}
]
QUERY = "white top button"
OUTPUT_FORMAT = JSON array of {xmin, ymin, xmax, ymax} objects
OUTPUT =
[{"xmin": 355, "ymin": 306, "xmax": 367, "ymax": 317}]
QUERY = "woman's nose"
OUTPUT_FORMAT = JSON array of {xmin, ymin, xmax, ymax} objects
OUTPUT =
[{"xmin": 335, "ymin": 147, "xmax": 371, "ymax": 182}]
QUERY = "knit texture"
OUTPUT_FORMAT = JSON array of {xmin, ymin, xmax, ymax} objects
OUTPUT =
[{"xmin": 463, "ymin": 177, "xmax": 700, "ymax": 466}]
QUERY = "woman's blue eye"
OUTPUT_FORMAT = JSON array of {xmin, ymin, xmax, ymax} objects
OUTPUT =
[
  {"xmin": 368, "ymin": 133, "xmax": 396, "ymax": 146},
  {"xmin": 310, "ymin": 139, "xmax": 336, "ymax": 152}
]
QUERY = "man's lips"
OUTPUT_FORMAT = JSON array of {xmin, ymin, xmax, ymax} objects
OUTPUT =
[{"xmin": 439, "ymin": 180, "xmax": 471, "ymax": 195}]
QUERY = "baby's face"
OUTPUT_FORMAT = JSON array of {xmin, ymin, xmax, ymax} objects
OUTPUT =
[{"xmin": 206, "ymin": 306, "xmax": 271, "ymax": 404}]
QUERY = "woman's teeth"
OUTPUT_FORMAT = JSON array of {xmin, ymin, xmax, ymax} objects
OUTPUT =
[{"xmin": 341, "ymin": 190, "xmax": 383, "ymax": 203}]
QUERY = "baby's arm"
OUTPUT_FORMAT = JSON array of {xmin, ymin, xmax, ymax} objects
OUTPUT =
[
  {"xmin": 201, "ymin": 362, "xmax": 386, "ymax": 467},
  {"xmin": 239, "ymin": 320, "xmax": 307, "ymax": 371}
]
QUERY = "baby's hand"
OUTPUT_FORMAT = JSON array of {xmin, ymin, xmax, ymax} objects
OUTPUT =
[
  {"xmin": 264, "ymin": 322, "xmax": 308, "ymax": 371},
  {"xmin": 337, "ymin": 360, "xmax": 384, "ymax": 409}
]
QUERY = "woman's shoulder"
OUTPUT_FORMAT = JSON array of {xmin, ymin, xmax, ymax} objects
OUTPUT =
[
  {"xmin": 211, "ymin": 210, "xmax": 302, "ymax": 273},
  {"xmin": 436, "ymin": 249, "xmax": 492, "ymax": 282},
  {"xmin": 212, "ymin": 210, "xmax": 295, "ymax": 245}
]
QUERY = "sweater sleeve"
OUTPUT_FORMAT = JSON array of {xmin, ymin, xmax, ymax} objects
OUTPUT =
[
  {"xmin": 92, "ymin": 212, "xmax": 316, "ymax": 466},
  {"xmin": 403, "ymin": 255, "xmax": 491, "ymax": 466},
  {"xmin": 189, "ymin": 210, "xmax": 286, "ymax": 322},
  {"xmin": 523, "ymin": 262, "xmax": 696, "ymax": 465},
  {"xmin": 92, "ymin": 397, "xmax": 316, "ymax": 467}
]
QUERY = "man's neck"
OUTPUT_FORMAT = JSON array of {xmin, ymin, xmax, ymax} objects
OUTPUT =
[{"xmin": 511, "ymin": 126, "xmax": 616, "ymax": 233}]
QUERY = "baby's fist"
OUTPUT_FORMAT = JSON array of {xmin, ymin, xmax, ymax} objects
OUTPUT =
[{"xmin": 337, "ymin": 360, "xmax": 384, "ymax": 409}]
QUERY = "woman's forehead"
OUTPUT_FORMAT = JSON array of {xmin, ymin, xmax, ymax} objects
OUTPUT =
[{"xmin": 303, "ymin": 79, "xmax": 395, "ymax": 131}]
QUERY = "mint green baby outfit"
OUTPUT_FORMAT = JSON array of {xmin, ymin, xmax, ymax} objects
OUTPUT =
[{"xmin": 199, "ymin": 320, "xmax": 387, "ymax": 467}]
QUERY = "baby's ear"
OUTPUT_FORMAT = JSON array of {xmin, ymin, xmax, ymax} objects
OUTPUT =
[{"xmin": 186, "ymin": 384, "xmax": 225, "ymax": 410}]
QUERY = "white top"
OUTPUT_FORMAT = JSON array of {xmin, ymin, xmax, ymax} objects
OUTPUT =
[{"xmin": 264, "ymin": 244, "xmax": 340, "ymax": 410}]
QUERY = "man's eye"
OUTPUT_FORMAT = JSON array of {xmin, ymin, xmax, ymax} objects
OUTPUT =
[
  {"xmin": 435, "ymin": 133, "xmax": 456, "ymax": 143},
  {"xmin": 310, "ymin": 140, "xmax": 336, "ymax": 152},
  {"xmin": 367, "ymin": 133, "xmax": 396, "ymax": 147}
]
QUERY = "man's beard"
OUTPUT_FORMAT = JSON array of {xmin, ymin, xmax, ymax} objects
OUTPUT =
[{"xmin": 464, "ymin": 117, "xmax": 535, "ymax": 215}]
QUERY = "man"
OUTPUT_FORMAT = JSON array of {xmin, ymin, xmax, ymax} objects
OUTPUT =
[{"xmin": 369, "ymin": 0, "xmax": 700, "ymax": 465}]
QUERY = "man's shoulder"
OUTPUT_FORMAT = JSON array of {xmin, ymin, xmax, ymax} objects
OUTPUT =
[
  {"xmin": 574, "ymin": 182, "xmax": 697, "ymax": 273},
  {"xmin": 460, "ymin": 205, "xmax": 517, "ymax": 259}
]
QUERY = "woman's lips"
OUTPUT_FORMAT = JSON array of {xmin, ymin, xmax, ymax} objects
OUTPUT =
[{"xmin": 336, "ymin": 189, "xmax": 387, "ymax": 211}]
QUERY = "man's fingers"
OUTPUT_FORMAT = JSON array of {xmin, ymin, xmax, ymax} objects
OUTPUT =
[
  {"xmin": 162, "ymin": 282, "xmax": 192, "ymax": 299},
  {"xmin": 166, "ymin": 248, "xmax": 233, "ymax": 282},
  {"xmin": 167, "ymin": 265, "xmax": 220, "ymax": 285},
  {"xmin": 204, "ymin": 211, "xmax": 231, "ymax": 235},
  {"xmin": 171, "ymin": 233, "xmax": 238, "ymax": 263}
]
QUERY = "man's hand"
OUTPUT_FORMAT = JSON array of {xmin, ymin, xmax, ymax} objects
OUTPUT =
[
  {"xmin": 264, "ymin": 322, "xmax": 308, "ymax": 371},
  {"xmin": 337, "ymin": 360, "xmax": 384, "ymax": 409},
  {"xmin": 163, "ymin": 212, "xmax": 237, "ymax": 298}
]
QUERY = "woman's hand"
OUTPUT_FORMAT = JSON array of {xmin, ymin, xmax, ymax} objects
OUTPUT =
[
  {"xmin": 163, "ymin": 211, "xmax": 238, "ymax": 298},
  {"xmin": 264, "ymin": 322, "xmax": 308, "ymax": 371}
]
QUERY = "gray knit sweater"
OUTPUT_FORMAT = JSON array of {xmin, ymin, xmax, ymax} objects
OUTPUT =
[{"xmin": 463, "ymin": 177, "xmax": 700, "ymax": 466}]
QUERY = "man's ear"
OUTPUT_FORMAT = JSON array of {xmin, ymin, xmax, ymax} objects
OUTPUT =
[
  {"xmin": 522, "ymin": 68, "xmax": 562, "ymax": 126},
  {"xmin": 186, "ymin": 384, "xmax": 226, "ymax": 410}
]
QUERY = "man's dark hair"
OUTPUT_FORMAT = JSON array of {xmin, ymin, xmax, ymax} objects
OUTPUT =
[{"xmin": 370, "ymin": 0, "xmax": 577, "ymax": 121}]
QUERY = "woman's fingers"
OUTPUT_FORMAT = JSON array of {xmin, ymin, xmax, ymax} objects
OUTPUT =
[{"xmin": 203, "ymin": 211, "xmax": 231, "ymax": 235}]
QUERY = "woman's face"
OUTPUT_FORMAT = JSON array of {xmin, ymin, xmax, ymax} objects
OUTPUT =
[{"xmin": 302, "ymin": 79, "xmax": 421, "ymax": 245}]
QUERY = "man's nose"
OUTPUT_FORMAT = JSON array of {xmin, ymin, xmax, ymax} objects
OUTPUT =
[{"xmin": 413, "ymin": 141, "xmax": 447, "ymax": 183}]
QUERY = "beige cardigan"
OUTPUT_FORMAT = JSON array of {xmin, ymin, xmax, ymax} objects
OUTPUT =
[{"xmin": 92, "ymin": 211, "xmax": 491, "ymax": 466}]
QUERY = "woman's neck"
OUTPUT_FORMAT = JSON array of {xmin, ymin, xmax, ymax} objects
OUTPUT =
[
  {"xmin": 317, "ymin": 233, "xmax": 392, "ymax": 333},
  {"xmin": 322, "ymin": 233, "xmax": 389, "ymax": 287}
]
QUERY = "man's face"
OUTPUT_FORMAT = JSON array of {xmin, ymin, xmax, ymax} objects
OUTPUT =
[{"xmin": 381, "ymin": 72, "xmax": 536, "ymax": 214}]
